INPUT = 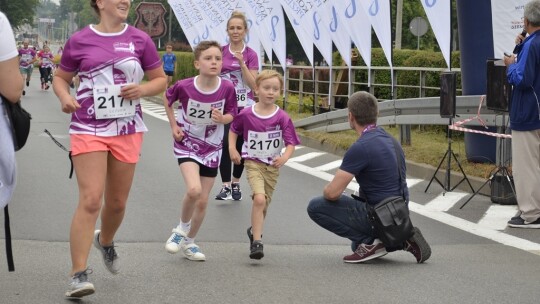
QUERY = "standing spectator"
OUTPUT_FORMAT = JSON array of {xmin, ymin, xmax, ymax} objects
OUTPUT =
[
  {"xmin": 163, "ymin": 40, "xmax": 237, "ymax": 261},
  {"xmin": 307, "ymin": 91, "xmax": 431, "ymax": 264},
  {"xmin": 215, "ymin": 11, "xmax": 259, "ymax": 201},
  {"xmin": 52, "ymin": 0, "xmax": 166, "ymax": 298},
  {"xmin": 38, "ymin": 45, "xmax": 54, "ymax": 90},
  {"xmin": 229, "ymin": 70, "xmax": 300, "ymax": 259},
  {"xmin": 0, "ymin": 10, "xmax": 24, "ymax": 212},
  {"xmin": 504, "ymin": 0, "xmax": 540, "ymax": 228},
  {"xmin": 18, "ymin": 38, "xmax": 36, "ymax": 96},
  {"xmin": 162, "ymin": 43, "xmax": 176, "ymax": 87}
]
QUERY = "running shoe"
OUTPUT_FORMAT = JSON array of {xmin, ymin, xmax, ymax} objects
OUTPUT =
[
  {"xmin": 343, "ymin": 239, "xmax": 387, "ymax": 263},
  {"xmin": 165, "ymin": 227, "xmax": 187, "ymax": 254},
  {"xmin": 22, "ymin": 90, "xmax": 25, "ymax": 96},
  {"xmin": 231, "ymin": 182, "xmax": 242, "ymax": 201},
  {"xmin": 404, "ymin": 227, "xmax": 432, "ymax": 263},
  {"xmin": 215, "ymin": 185, "xmax": 232, "ymax": 200},
  {"xmin": 181, "ymin": 243, "xmax": 206, "ymax": 261},
  {"xmin": 65, "ymin": 268, "xmax": 95, "ymax": 299},
  {"xmin": 26, "ymin": 81, "xmax": 29, "ymax": 87},
  {"xmin": 93, "ymin": 230, "xmax": 120, "ymax": 274},
  {"xmin": 507, "ymin": 217, "xmax": 540, "ymax": 229},
  {"xmin": 250, "ymin": 240, "xmax": 264, "ymax": 260}
]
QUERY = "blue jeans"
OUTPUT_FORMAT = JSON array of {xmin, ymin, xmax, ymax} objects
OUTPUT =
[{"xmin": 307, "ymin": 195, "xmax": 375, "ymax": 250}]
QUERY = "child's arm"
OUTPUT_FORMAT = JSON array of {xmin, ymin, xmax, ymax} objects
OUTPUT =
[
  {"xmin": 272, "ymin": 144, "xmax": 295, "ymax": 168},
  {"xmin": 229, "ymin": 131, "xmax": 242, "ymax": 165},
  {"xmin": 163, "ymin": 91, "xmax": 184, "ymax": 141},
  {"xmin": 211, "ymin": 108, "xmax": 233, "ymax": 124}
]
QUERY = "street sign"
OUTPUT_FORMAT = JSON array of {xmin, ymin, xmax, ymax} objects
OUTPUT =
[{"xmin": 134, "ymin": 2, "xmax": 167, "ymax": 39}]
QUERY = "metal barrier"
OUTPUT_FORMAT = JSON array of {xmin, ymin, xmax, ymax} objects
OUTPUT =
[{"xmin": 294, "ymin": 95, "xmax": 509, "ymax": 133}]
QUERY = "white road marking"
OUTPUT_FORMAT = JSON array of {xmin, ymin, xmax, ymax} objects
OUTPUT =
[
  {"xmin": 289, "ymin": 152, "xmax": 325, "ymax": 162},
  {"xmin": 478, "ymin": 204, "xmax": 518, "ymax": 231},
  {"xmin": 425, "ymin": 191, "xmax": 469, "ymax": 212},
  {"xmin": 314, "ymin": 160, "xmax": 342, "ymax": 171}
]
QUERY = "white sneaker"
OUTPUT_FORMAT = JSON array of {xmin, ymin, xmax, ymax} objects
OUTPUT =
[
  {"xmin": 181, "ymin": 243, "xmax": 206, "ymax": 261},
  {"xmin": 165, "ymin": 228, "xmax": 187, "ymax": 254}
]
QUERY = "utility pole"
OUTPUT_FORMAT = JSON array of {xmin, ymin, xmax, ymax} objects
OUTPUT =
[{"xmin": 395, "ymin": 0, "xmax": 403, "ymax": 49}]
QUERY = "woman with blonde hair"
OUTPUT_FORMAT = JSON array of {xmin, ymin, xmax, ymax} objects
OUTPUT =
[{"xmin": 215, "ymin": 11, "xmax": 259, "ymax": 202}]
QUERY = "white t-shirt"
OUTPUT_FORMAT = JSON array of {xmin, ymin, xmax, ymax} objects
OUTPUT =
[{"xmin": 0, "ymin": 11, "xmax": 18, "ymax": 208}]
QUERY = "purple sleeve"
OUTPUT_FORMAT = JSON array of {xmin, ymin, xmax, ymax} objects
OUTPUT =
[
  {"xmin": 141, "ymin": 34, "xmax": 162, "ymax": 71},
  {"xmin": 246, "ymin": 47, "xmax": 259, "ymax": 70},
  {"xmin": 59, "ymin": 38, "xmax": 78, "ymax": 72},
  {"xmin": 281, "ymin": 111, "xmax": 301, "ymax": 146}
]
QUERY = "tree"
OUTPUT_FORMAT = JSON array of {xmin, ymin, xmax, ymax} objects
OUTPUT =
[{"xmin": 0, "ymin": 0, "xmax": 40, "ymax": 28}]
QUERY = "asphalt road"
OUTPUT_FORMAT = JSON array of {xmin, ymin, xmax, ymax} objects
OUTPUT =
[{"xmin": 1, "ymin": 76, "xmax": 539, "ymax": 304}]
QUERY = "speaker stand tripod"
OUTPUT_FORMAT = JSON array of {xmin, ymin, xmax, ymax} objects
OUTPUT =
[
  {"xmin": 460, "ymin": 115, "xmax": 515, "ymax": 208},
  {"xmin": 425, "ymin": 118, "xmax": 475, "ymax": 194}
]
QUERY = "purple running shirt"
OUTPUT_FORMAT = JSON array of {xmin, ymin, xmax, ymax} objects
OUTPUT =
[
  {"xmin": 60, "ymin": 24, "xmax": 162, "ymax": 136},
  {"xmin": 18, "ymin": 48, "xmax": 36, "ymax": 68},
  {"xmin": 166, "ymin": 76, "xmax": 237, "ymax": 168},
  {"xmin": 230, "ymin": 105, "xmax": 301, "ymax": 165},
  {"xmin": 39, "ymin": 51, "xmax": 54, "ymax": 68},
  {"xmin": 220, "ymin": 44, "xmax": 259, "ymax": 109}
]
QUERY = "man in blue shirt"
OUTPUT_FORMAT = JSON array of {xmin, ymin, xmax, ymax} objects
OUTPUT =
[
  {"xmin": 307, "ymin": 91, "xmax": 431, "ymax": 264},
  {"xmin": 504, "ymin": 0, "xmax": 540, "ymax": 229},
  {"xmin": 162, "ymin": 44, "xmax": 176, "ymax": 87}
]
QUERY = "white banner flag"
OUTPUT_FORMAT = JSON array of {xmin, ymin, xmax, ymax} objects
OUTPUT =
[
  {"xmin": 421, "ymin": 0, "xmax": 451, "ymax": 68},
  {"xmin": 318, "ymin": 1, "xmax": 352, "ymax": 67},
  {"xmin": 281, "ymin": 3, "xmax": 314, "ymax": 66},
  {"xmin": 241, "ymin": 1, "xmax": 286, "ymax": 70},
  {"xmin": 168, "ymin": 0, "xmax": 206, "ymax": 49},
  {"xmin": 491, "ymin": 0, "xmax": 526, "ymax": 58},
  {"xmin": 191, "ymin": 0, "xmax": 239, "ymax": 45},
  {"xmin": 359, "ymin": 0, "xmax": 392, "ymax": 68},
  {"xmin": 334, "ymin": 0, "xmax": 372, "ymax": 68},
  {"xmin": 280, "ymin": 0, "xmax": 333, "ymax": 67}
]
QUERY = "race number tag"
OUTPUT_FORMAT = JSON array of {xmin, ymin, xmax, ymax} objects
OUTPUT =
[
  {"xmin": 186, "ymin": 98, "xmax": 224, "ymax": 125},
  {"xmin": 236, "ymin": 88, "xmax": 248, "ymax": 107},
  {"xmin": 246, "ymin": 130, "xmax": 283, "ymax": 159},
  {"xmin": 93, "ymin": 85, "xmax": 139, "ymax": 119}
]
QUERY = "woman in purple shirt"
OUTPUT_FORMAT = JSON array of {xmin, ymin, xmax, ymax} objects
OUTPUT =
[
  {"xmin": 215, "ymin": 11, "xmax": 259, "ymax": 201},
  {"xmin": 53, "ymin": 0, "xmax": 166, "ymax": 298}
]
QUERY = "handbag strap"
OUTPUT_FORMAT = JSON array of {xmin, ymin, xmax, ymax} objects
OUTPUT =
[
  {"xmin": 389, "ymin": 135, "xmax": 406, "ymax": 201},
  {"xmin": 4, "ymin": 205, "xmax": 14, "ymax": 271}
]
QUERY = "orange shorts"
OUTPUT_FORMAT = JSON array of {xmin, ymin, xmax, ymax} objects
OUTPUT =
[{"xmin": 70, "ymin": 133, "xmax": 144, "ymax": 163}]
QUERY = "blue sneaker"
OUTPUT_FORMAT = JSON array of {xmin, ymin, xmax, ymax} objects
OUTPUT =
[
  {"xmin": 165, "ymin": 228, "xmax": 187, "ymax": 254},
  {"xmin": 181, "ymin": 243, "xmax": 206, "ymax": 261},
  {"xmin": 215, "ymin": 185, "xmax": 232, "ymax": 200}
]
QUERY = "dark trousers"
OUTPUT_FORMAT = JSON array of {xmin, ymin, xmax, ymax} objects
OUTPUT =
[{"xmin": 220, "ymin": 123, "xmax": 245, "ymax": 182}]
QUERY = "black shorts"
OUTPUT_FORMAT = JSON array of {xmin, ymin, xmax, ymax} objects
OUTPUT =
[
  {"xmin": 164, "ymin": 70, "xmax": 174, "ymax": 76},
  {"xmin": 177, "ymin": 158, "xmax": 218, "ymax": 177}
]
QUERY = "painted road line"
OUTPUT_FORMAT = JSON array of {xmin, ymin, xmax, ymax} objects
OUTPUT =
[
  {"xmin": 425, "ymin": 191, "xmax": 469, "ymax": 212},
  {"xmin": 409, "ymin": 201, "xmax": 540, "ymax": 254},
  {"xmin": 289, "ymin": 152, "xmax": 325, "ymax": 162},
  {"xmin": 478, "ymin": 204, "xmax": 518, "ymax": 231},
  {"xmin": 314, "ymin": 160, "xmax": 342, "ymax": 172}
]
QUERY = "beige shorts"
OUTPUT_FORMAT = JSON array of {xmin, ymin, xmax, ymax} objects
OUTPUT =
[{"xmin": 244, "ymin": 160, "xmax": 279, "ymax": 207}]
